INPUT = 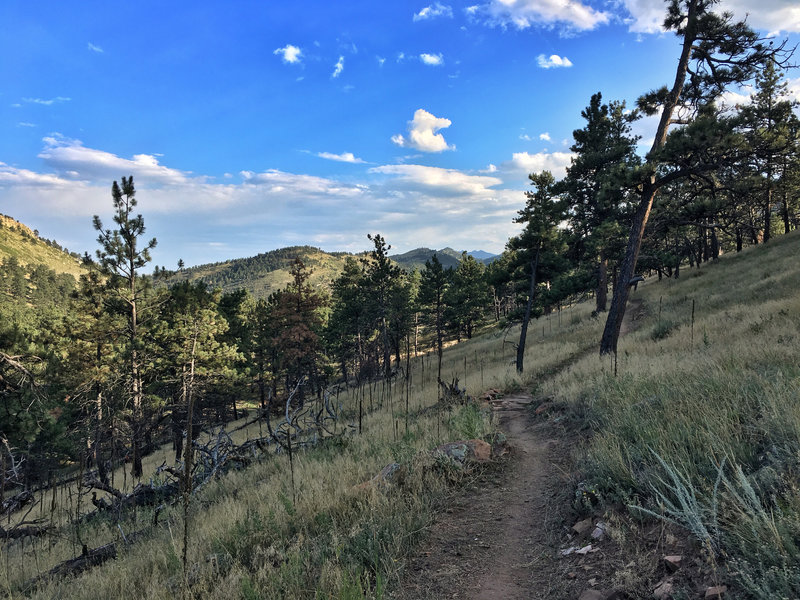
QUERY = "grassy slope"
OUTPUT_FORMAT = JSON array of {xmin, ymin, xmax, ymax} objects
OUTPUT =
[
  {"xmin": 163, "ymin": 246, "xmax": 355, "ymax": 298},
  {"xmin": 0, "ymin": 214, "xmax": 86, "ymax": 279},
  {"xmin": 7, "ymin": 232, "xmax": 799, "ymax": 598}
]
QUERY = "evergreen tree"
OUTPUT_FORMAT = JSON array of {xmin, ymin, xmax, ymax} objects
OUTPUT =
[
  {"xmin": 510, "ymin": 171, "xmax": 567, "ymax": 374},
  {"xmin": 561, "ymin": 92, "xmax": 639, "ymax": 312},
  {"xmin": 444, "ymin": 253, "xmax": 490, "ymax": 340},
  {"xmin": 418, "ymin": 254, "xmax": 450, "ymax": 386},
  {"xmin": 92, "ymin": 176, "xmax": 157, "ymax": 478}
]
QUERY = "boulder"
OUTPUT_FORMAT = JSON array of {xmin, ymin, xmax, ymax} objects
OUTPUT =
[{"xmin": 432, "ymin": 439, "xmax": 492, "ymax": 467}]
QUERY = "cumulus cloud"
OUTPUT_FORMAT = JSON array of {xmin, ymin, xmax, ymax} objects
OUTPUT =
[
  {"xmin": 420, "ymin": 52, "xmax": 445, "ymax": 66},
  {"xmin": 392, "ymin": 109, "xmax": 455, "ymax": 153},
  {"xmin": 503, "ymin": 151, "xmax": 574, "ymax": 178},
  {"xmin": 316, "ymin": 151, "xmax": 365, "ymax": 163},
  {"xmin": 539, "ymin": 132, "xmax": 551, "ymax": 141},
  {"xmin": 414, "ymin": 3, "xmax": 453, "ymax": 21},
  {"xmin": 537, "ymin": 54, "xmax": 573, "ymax": 68},
  {"xmin": 474, "ymin": 0, "xmax": 610, "ymax": 31},
  {"xmin": 273, "ymin": 44, "xmax": 303, "ymax": 64},
  {"xmin": 370, "ymin": 164, "xmax": 502, "ymax": 195},
  {"xmin": 87, "ymin": 42, "xmax": 103, "ymax": 53},
  {"xmin": 332, "ymin": 55, "xmax": 345, "ymax": 78},
  {"xmin": 621, "ymin": 0, "xmax": 800, "ymax": 34}
]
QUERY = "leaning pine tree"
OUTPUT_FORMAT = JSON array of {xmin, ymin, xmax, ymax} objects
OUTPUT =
[{"xmin": 599, "ymin": 0, "xmax": 790, "ymax": 356}]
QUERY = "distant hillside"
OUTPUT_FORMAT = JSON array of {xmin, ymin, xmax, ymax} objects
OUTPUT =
[
  {"xmin": 159, "ymin": 244, "xmax": 499, "ymax": 298},
  {"xmin": 161, "ymin": 246, "xmax": 356, "ymax": 298},
  {"xmin": 467, "ymin": 250, "xmax": 499, "ymax": 262},
  {"xmin": 389, "ymin": 247, "xmax": 498, "ymax": 271},
  {"xmin": 0, "ymin": 214, "xmax": 86, "ymax": 279}
]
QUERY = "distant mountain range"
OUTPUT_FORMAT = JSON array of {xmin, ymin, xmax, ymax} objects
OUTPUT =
[{"xmin": 388, "ymin": 247, "xmax": 498, "ymax": 271}]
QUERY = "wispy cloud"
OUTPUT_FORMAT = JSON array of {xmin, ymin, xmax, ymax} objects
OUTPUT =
[
  {"xmin": 273, "ymin": 44, "xmax": 303, "ymax": 64},
  {"xmin": 87, "ymin": 42, "xmax": 103, "ymax": 53},
  {"xmin": 472, "ymin": 0, "xmax": 609, "ymax": 32},
  {"xmin": 332, "ymin": 55, "xmax": 345, "ymax": 78},
  {"xmin": 22, "ymin": 96, "xmax": 71, "ymax": 106},
  {"xmin": 316, "ymin": 151, "xmax": 365, "ymax": 163},
  {"xmin": 392, "ymin": 109, "xmax": 455, "ymax": 153},
  {"xmin": 420, "ymin": 53, "xmax": 444, "ymax": 66},
  {"xmin": 17, "ymin": 122, "xmax": 36, "ymax": 128},
  {"xmin": 537, "ymin": 54, "xmax": 572, "ymax": 69},
  {"xmin": 413, "ymin": 3, "xmax": 453, "ymax": 21}
]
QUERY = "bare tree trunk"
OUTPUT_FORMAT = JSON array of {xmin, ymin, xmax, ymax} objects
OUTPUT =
[{"xmin": 516, "ymin": 246, "xmax": 540, "ymax": 374}]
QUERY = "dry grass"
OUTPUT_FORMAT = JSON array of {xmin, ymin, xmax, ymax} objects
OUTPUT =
[{"xmin": 5, "ymin": 232, "xmax": 798, "ymax": 598}]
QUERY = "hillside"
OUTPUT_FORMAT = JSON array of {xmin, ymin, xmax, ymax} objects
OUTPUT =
[
  {"xmin": 161, "ymin": 245, "xmax": 498, "ymax": 297},
  {"xmin": 161, "ymin": 245, "xmax": 356, "ymax": 298},
  {"xmin": 0, "ymin": 214, "xmax": 86, "ymax": 279},
  {"xmin": 5, "ymin": 232, "xmax": 800, "ymax": 599}
]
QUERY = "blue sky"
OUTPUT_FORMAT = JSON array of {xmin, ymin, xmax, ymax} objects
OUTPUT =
[{"xmin": 1, "ymin": 0, "xmax": 799, "ymax": 269}]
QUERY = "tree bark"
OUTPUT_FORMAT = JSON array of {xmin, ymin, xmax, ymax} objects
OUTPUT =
[{"xmin": 516, "ymin": 246, "xmax": 540, "ymax": 374}]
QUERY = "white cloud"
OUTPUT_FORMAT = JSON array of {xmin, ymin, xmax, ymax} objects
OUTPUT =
[
  {"xmin": 504, "ymin": 151, "xmax": 574, "ymax": 178},
  {"xmin": 273, "ymin": 44, "xmax": 303, "ymax": 64},
  {"xmin": 17, "ymin": 122, "xmax": 36, "ymax": 128},
  {"xmin": 519, "ymin": 133, "xmax": 533, "ymax": 141},
  {"xmin": 420, "ymin": 53, "xmax": 444, "ymax": 66},
  {"xmin": 332, "ymin": 55, "xmax": 345, "ymax": 78},
  {"xmin": 621, "ymin": 0, "xmax": 800, "ymax": 34},
  {"xmin": 22, "ymin": 96, "xmax": 71, "ymax": 106},
  {"xmin": 414, "ymin": 3, "xmax": 453, "ymax": 21},
  {"xmin": 0, "ymin": 162, "xmax": 76, "ymax": 188},
  {"xmin": 475, "ymin": 0, "xmax": 610, "ymax": 31},
  {"xmin": 38, "ymin": 135, "xmax": 192, "ymax": 185},
  {"xmin": 392, "ymin": 109, "xmax": 455, "ymax": 153},
  {"xmin": 537, "ymin": 54, "xmax": 573, "ymax": 69},
  {"xmin": 240, "ymin": 169, "xmax": 364, "ymax": 197},
  {"xmin": 370, "ymin": 164, "xmax": 502, "ymax": 195},
  {"xmin": 539, "ymin": 132, "xmax": 551, "ymax": 141},
  {"xmin": 87, "ymin": 42, "xmax": 103, "ymax": 53},
  {"xmin": 377, "ymin": 56, "xmax": 386, "ymax": 67},
  {"xmin": 0, "ymin": 138, "xmax": 534, "ymax": 267},
  {"xmin": 316, "ymin": 151, "xmax": 365, "ymax": 163}
]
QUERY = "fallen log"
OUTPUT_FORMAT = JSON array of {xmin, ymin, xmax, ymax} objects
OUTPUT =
[{"xmin": 25, "ymin": 530, "xmax": 145, "ymax": 590}]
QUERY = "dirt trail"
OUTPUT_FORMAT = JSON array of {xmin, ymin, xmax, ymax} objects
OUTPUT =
[
  {"xmin": 393, "ymin": 396, "xmax": 577, "ymax": 600},
  {"xmin": 394, "ymin": 304, "xmax": 647, "ymax": 599}
]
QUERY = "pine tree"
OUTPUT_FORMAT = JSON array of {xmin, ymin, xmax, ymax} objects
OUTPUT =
[
  {"xmin": 510, "ymin": 171, "xmax": 567, "ymax": 374},
  {"xmin": 600, "ymin": 0, "xmax": 789, "ymax": 355},
  {"xmin": 92, "ymin": 176, "xmax": 157, "ymax": 478}
]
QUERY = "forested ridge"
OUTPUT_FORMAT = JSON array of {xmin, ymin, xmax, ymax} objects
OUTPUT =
[{"xmin": 3, "ymin": 1, "xmax": 800, "ymax": 597}]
